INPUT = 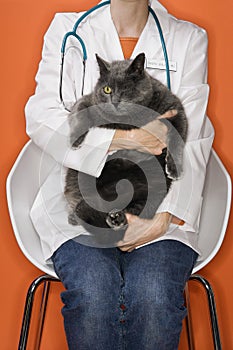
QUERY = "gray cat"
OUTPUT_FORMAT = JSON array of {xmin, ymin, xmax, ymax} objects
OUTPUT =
[{"xmin": 65, "ymin": 53, "xmax": 187, "ymax": 240}]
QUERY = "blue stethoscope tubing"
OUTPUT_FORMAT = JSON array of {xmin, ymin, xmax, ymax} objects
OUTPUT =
[{"xmin": 59, "ymin": 0, "xmax": 171, "ymax": 109}]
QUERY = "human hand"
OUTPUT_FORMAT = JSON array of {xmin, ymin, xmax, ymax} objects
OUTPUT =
[
  {"xmin": 108, "ymin": 109, "xmax": 177, "ymax": 155},
  {"xmin": 131, "ymin": 109, "xmax": 177, "ymax": 155},
  {"xmin": 118, "ymin": 212, "xmax": 172, "ymax": 252}
]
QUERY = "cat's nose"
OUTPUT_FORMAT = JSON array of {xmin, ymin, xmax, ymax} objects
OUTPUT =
[{"xmin": 113, "ymin": 102, "xmax": 119, "ymax": 109}]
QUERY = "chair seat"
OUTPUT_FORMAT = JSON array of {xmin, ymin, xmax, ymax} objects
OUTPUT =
[{"xmin": 6, "ymin": 141, "xmax": 231, "ymax": 350}]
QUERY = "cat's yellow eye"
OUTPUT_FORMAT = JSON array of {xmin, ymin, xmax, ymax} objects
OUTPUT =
[{"xmin": 103, "ymin": 86, "xmax": 112, "ymax": 94}]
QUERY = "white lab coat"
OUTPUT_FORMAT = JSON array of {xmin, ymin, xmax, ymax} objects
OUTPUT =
[{"xmin": 25, "ymin": 0, "xmax": 214, "ymax": 261}]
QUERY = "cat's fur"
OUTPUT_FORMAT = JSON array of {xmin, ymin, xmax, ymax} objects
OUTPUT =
[{"xmin": 65, "ymin": 53, "xmax": 187, "ymax": 240}]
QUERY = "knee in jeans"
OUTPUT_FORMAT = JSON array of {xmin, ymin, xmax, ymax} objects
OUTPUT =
[
  {"xmin": 61, "ymin": 284, "xmax": 105, "ymax": 309},
  {"xmin": 61, "ymin": 277, "xmax": 119, "ymax": 317},
  {"xmin": 130, "ymin": 280, "xmax": 185, "ymax": 322}
]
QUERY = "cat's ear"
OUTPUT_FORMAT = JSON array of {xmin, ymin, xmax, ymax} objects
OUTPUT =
[
  {"xmin": 95, "ymin": 54, "xmax": 110, "ymax": 75},
  {"xmin": 127, "ymin": 53, "xmax": 145, "ymax": 76}
]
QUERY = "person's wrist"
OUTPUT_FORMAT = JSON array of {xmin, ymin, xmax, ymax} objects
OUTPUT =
[
  {"xmin": 153, "ymin": 212, "xmax": 172, "ymax": 233},
  {"xmin": 160, "ymin": 212, "xmax": 172, "ymax": 224},
  {"xmin": 155, "ymin": 212, "xmax": 185, "ymax": 229},
  {"xmin": 109, "ymin": 129, "xmax": 128, "ymax": 151}
]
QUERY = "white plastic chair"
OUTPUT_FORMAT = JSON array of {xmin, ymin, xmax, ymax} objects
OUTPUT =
[{"xmin": 6, "ymin": 140, "xmax": 231, "ymax": 350}]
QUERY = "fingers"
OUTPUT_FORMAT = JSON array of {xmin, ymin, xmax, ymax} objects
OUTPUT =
[
  {"xmin": 149, "ymin": 141, "xmax": 166, "ymax": 155},
  {"xmin": 119, "ymin": 246, "xmax": 135, "ymax": 252},
  {"xmin": 118, "ymin": 240, "xmax": 137, "ymax": 252},
  {"xmin": 118, "ymin": 241, "xmax": 135, "ymax": 252},
  {"xmin": 158, "ymin": 109, "xmax": 177, "ymax": 119},
  {"xmin": 139, "ymin": 143, "xmax": 166, "ymax": 155}
]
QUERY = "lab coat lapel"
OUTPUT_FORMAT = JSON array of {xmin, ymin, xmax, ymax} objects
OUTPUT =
[
  {"xmin": 91, "ymin": 0, "xmax": 170, "ymax": 61},
  {"xmin": 131, "ymin": 7, "xmax": 170, "ymax": 86},
  {"xmin": 132, "ymin": 8, "xmax": 170, "ymax": 59},
  {"xmin": 89, "ymin": 4, "xmax": 124, "ymax": 60}
]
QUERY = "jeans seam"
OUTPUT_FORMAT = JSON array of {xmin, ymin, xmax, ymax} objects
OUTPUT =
[
  {"xmin": 120, "ymin": 252, "xmax": 127, "ymax": 350},
  {"xmin": 114, "ymin": 249, "xmax": 127, "ymax": 350}
]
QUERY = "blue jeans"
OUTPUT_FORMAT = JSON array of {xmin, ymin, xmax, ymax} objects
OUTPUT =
[{"xmin": 52, "ymin": 239, "xmax": 198, "ymax": 350}]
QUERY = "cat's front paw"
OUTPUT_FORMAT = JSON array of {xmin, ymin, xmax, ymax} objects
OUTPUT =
[{"xmin": 106, "ymin": 209, "xmax": 128, "ymax": 230}]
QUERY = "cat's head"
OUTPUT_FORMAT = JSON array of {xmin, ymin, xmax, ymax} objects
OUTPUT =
[{"xmin": 94, "ymin": 53, "xmax": 153, "ymax": 111}]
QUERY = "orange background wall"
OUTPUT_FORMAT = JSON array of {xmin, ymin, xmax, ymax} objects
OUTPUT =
[{"xmin": 0, "ymin": 0, "xmax": 232, "ymax": 349}]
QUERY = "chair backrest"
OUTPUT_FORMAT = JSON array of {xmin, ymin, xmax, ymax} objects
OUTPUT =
[
  {"xmin": 193, "ymin": 149, "xmax": 231, "ymax": 273},
  {"xmin": 6, "ymin": 141, "xmax": 231, "ymax": 277},
  {"xmin": 7, "ymin": 141, "xmax": 58, "ymax": 277}
]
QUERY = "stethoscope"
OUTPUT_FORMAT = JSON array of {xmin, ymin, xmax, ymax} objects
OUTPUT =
[{"xmin": 59, "ymin": 0, "xmax": 171, "ymax": 111}]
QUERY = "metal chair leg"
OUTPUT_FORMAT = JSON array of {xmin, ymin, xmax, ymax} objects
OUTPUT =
[
  {"xmin": 189, "ymin": 274, "xmax": 222, "ymax": 350},
  {"xmin": 18, "ymin": 275, "xmax": 59, "ymax": 350},
  {"xmin": 184, "ymin": 283, "xmax": 195, "ymax": 350},
  {"xmin": 34, "ymin": 279, "xmax": 51, "ymax": 350}
]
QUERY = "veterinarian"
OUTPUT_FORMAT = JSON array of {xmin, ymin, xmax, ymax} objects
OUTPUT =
[{"xmin": 25, "ymin": 0, "xmax": 214, "ymax": 349}]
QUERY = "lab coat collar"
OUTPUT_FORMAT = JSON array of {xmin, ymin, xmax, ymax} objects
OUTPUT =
[
  {"xmin": 149, "ymin": 0, "xmax": 168, "ymax": 13},
  {"xmin": 96, "ymin": 0, "xmax": 170, "ymax": 35},
  {"xmin": 147, "ymin": 2, "xmax": 169, "ymax": 36},
  {"xmin": 89, "ymin": 0, "xmax": 170, "ymax": 62}
]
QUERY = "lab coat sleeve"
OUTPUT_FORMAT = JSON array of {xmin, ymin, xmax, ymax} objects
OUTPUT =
[
  {"xmin": 157, "ymin": 27, "xmax": 214, "ymax": 232},
  {"xmin": 25, "ymin": 13, "xmax": 115, "ymax": 177}
]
